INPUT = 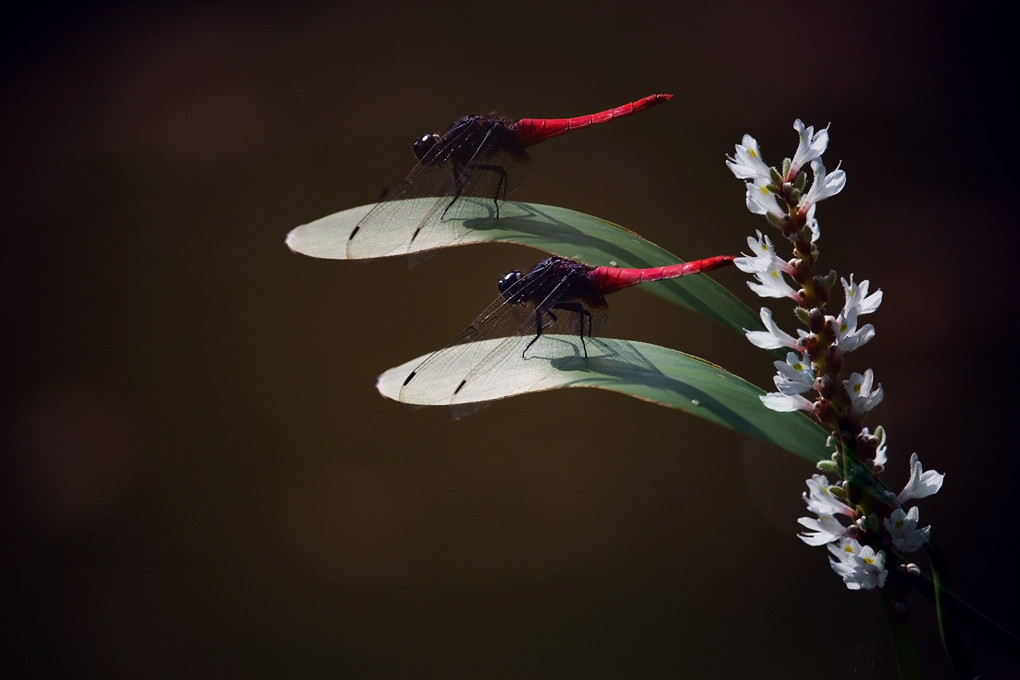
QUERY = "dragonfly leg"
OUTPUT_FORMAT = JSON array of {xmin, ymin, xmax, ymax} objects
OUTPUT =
[
  {"xmin": 522, "ymin": 303, "xmax": 592, "ymax": 359},
  {"xmin": 439, "ymin": 162, "xmax": 509, "ymax": 222},
  {"xmin": 522, "ymin": 306, "xmax": 548, "ymax": 358},
  {"xmin": 552, "ymin": 302, "xmax": 591, "ymax": 359},
  {"xmin": 439, "ymin": 165, "xmax": 470, "ymax": 222},
  {"xmin": 466, "ymin": 163, "xmax": 509, "ymax": 219}
]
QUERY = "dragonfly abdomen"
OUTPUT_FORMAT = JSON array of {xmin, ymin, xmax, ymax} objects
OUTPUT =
[
  {"xmin": 587, "ymin": 255, "xmax": 737, "ymax": 294},
  {"xmin": 510, "ymin": 94, "xmax": 673, "ymax": 146}
]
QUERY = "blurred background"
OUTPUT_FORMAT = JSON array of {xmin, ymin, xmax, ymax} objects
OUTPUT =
[{"xmin": 3, "ymin": 1, "xmax": 1016, "ymax": 677}]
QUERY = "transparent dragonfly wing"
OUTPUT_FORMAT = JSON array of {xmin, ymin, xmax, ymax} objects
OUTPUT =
[
  {"xmin": 346, "ymin": 141, "xmax": 528, "ymax": 259},
  {"xmin": 394, "ymin": 334, "xmax": 588, "ymax": 408}
]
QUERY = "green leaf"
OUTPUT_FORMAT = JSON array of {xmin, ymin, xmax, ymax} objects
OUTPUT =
[
  {"xmin": 287, "ymin": 199, "xmax": 764, "ymax": 338},
  {"xmin": 377, "ymin": 335, "xmax": 828, "ymax": 461}
]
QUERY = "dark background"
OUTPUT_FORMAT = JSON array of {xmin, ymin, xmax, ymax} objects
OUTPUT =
[{"xmin": 3, "ymin": 2, "xmax": 1016, "ymax": 678}]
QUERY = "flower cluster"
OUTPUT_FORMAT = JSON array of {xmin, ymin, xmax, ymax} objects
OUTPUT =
[{"xmin": 727, "ymin": 121, "xmax": 944, "ymax": 590}]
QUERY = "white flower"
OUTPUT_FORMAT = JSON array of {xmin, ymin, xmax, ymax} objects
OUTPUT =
[
  {"xmin": 834, "ymin": 276, "xmax": 881, "ymax": 354},
  {"xmin": 790, "ymin": 120, "xmax": 830, "ymax": 176},
  {"xmin": 834, "ymin": 314, "xmax": 874, "ymax": 354},
  {"xmin": 803, "ymin": 473, "xmax": 855, "ymax": 517},
  {"xmin": 841, "ymin": 275, "xmax": 883, "ymax": 317},
  {"xmin": 828, "ymin": 537, "xmax": 888, "ymax": 590},
  {"xmin": 745, "ymin": 307, "xmax": 805, "ymax": 350},
  {"xmin": 804, "ymin": 203, "xmax": 821, "ymax": 243},
  {"xmin": 726, "ymin": 134, "xmax": 772, "ymax": 182},
  {"xmin": 772, "ymin": 352, "xmax": 814, "ymax": 396},
  {"xmin": 749, "ymin": 268, "xmax": 800, "ymax": 300},
  {"xmin": 798, "ymin": 513, "xmax": 850, "ymax": 546},
  {"xmin": 745, "ymin": 180, "xmax": 785, "ymax": 219},
  {"xmin": 896, "ymin": 453, "xmax": 945, "ymax": 503},
  {"xmin": 734, "ymin": 230, "xmax": 785, "ymax": 273},
  {"xmin": 799, "ymin": 159, "xmax": 846, "ymax": 208},
  {"xmin": 761, "ymin": 391, "xmax": 814, "ymax": 412},
  {"xmin": 844, "ymin": 369, "xmax": 884, "ymax": 415},
  {"xmin": 884, "ymin": 506, "xmax": 931, "ymax": 553},
  {"xmin": 736, "ymin": 231, "xmax": 799, "ymax": 300},
  {"xmin": 754, "ymin": 331, "xmax": 816, "ymax": 409},
  {"xmin": 798, "ymin": 474, "xmax": 855, "ymax": 546},
  {"xmin": 763, "ymin": 351, "xmax": 816, "ymax": 409}
]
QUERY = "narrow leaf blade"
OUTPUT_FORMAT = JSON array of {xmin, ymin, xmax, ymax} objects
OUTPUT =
[
  {"xmin": 378, "ymin": 335, "xmax": 828, "ymax": 461},
  {"xmin": 288, "ymin": 200, "xmax": 762, "ymax": 337}
]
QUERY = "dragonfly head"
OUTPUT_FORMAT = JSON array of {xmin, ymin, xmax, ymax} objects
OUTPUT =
[
  {"xmin": 498, "ymin": 269, "xmax": 524, "ymax": 303},
  {"xmin": 413, "ymin": 132, "xmax": 440, "ymax": 162}
]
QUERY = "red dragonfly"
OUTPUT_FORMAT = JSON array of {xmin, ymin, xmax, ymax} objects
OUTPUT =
[
  {"xmin": 398, "ymin": 254, "xmax": 735, "ymax": 403},
  {"xmin": 347, "ymin": 94, "xmax": 673, "ymax": 258}
]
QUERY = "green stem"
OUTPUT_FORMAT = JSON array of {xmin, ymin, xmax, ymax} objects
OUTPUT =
[
  {"xmin": 927, "ymin": 542, "xmax": 979, "ymax": 677},
  {"xmin": 882, "ymin": 589, "xmax": 924, "ymax": 680}
]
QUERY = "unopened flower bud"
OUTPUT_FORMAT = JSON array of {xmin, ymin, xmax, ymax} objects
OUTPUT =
[
  {"xmin": 816, "ymin": 459, "xmax": 839, "ymax": 474},
  {"xmin": 770, "ymin": 166, "xmax": 784, "ymax": 186},
  {"xmin": 899, "ymin": 563, "xmax": 922, "ymax": 576},
  {"xmin": 822, "ymin": 269, "xmax": 839, "ymax": 292},
  {"xmin": 795, "ymin": 172, "xmax": 808, "ymax": 196}
]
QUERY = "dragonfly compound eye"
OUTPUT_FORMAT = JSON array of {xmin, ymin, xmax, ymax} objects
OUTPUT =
[
  {"xmin": 413, "ymin": 133, "xmax": 440, "ymax": 161},
  {"xmin": 498, "ymin": 270, "xmax": 523, "ymax": 302}
]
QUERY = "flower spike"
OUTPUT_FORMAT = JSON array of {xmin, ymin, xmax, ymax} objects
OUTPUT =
[{"xmin": 728, "ymin": 119, "xmax": 943, "ymax": 594}]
